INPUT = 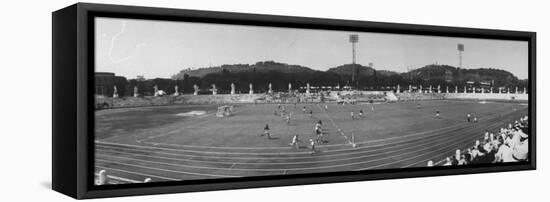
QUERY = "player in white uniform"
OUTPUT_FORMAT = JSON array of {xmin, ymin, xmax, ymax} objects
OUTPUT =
[
  {"xmin": 285, "ymin": 112, "xmax": 291, "ymax": 125},
  {"xmin": 314, "ymin": 123, "xmax": 323, "ymax": 143},
  {"xmin": 309, "ymin": 139, "xmax": 317, "ymax": 154},
  {"xmin": 289, "ymin": 134, "xmax": 300, "ymax": 149}
]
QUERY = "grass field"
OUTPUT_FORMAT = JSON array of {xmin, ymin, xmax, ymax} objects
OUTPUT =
[{"xmin": 94, "ymin": 99, "xmax": 528, "ymax": 184}]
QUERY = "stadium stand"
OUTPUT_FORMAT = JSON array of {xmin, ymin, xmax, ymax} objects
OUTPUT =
[
  {"xmin": 428, "ymin": 115, "xmax": 529, "ymax": 166},
  {"xmin": 396, "ymin": 92, "xmax": 446, "ymax": 101}
]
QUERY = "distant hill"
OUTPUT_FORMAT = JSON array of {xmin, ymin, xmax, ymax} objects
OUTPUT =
[
  {"xmin": 169, "ymin": 61, "xmax": 523, "ymax": 90},
  {"xmin": 173, "ymin": 61, "xmax": 317, "ymax": 79},
  {"xmin": 376, "ymin": 70, "xmax": 400, "ymax": 77},
  {"xmin": 327, "ymin": 64, "xmax": 376, "ymax": 77},
  {"xmin": 404, "ymin": 64, "xmax": 519, "ymax": 84}
]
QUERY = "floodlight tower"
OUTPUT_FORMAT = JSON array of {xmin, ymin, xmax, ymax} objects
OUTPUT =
[
  {"xmin": 350, "ymin": 34, "xmax": 359, "ymax": 64},
  {"xmin": 457, "ymin": 43, "xmax": 464, "ymax": 81},
  {"xmin": 349, "ymin": 34, "xmax": 359, "ymax": 85}
]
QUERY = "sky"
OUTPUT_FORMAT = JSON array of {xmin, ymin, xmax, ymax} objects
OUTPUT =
[{"xmin": 95, "ymin": 17, "xmax": 529, "ymax": 79}]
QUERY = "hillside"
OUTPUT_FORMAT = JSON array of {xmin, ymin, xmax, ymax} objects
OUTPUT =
[
  {"xmin": 167, "ymin": 61, "xmax": 524, "ymax": 91},
  {"xmin": 404, "ymin": 64, "xmax": 519, "ymax": 84},
  {"xmin": 326, "ymin": 64, "xmax": 376, "ymax": 76},
  {"xmin": 172, "ymin": 61, "xmax": 316, "ymax": 79}
]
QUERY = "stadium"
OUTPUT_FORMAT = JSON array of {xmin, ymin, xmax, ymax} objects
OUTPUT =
[
  {"xmin": 94, "ymin": 88, "xmax": 529, "ymax": 184},
  {"xmin": 93, "ymin": 21, "xmax": 530, "ymax": 185}
]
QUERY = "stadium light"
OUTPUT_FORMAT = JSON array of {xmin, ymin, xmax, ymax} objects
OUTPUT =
[
  {"xmin": 457, "ymin": 43, "xmax": 464, "ymax": 81},
  {"xmin": 349, "ymin": 34, "xmax": 359, "ymax": 87},
  {"xmin": 349, "ymin": 34, "xmax": 359, "ymax": 64}
]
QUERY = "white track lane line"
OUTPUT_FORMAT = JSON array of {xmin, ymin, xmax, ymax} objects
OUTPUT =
[
  {"xmin": 95, "ymin": 125, "xmax": 481, "ymax": 166},
  {"xmin": 94, "ymin": 171, "xmax": 142, "ymax": 183},
  {"xmin": 94, "ymin": 108, "xmax": 513, "ymax": 157},
  {"xmin": 95, "ymin": 165, "xmax": 180, "ymax": 181},
  {"xmin": 95, "ymin": 124, "xmax": 469, "ymax": 161},
  {"xmin": 97, "ymin": 132, "xmax": 477, "ymax": 173},
  {"xmin": 356, "ymin": 117, "xmax": 524, "ymax": 170},
  {"xmin": 407, "ymin": 114, "xmax": 528, "ymax": 167},
  {"xmin": 354, "ymin": 133, "xmax": 485, "ymax": 171},
  {"xmin": 96, "ymin": 159, "xmax": 242, "ymax": 178},
  {"xmin": 96, "ymin": 120, "xmax": 497, "ymax": 173}
]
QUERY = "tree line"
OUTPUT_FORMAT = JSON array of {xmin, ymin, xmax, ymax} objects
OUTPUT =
[{"xmin": 108, "ymin": 68, "xmax": 527, "ymax": 97}]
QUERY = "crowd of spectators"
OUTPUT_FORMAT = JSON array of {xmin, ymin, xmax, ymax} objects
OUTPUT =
[
  {"xmin": 396, "ymin": 92, "xmax": 446, "ymax": 102},
  {"xmin": 428, "ymin": 115, "xmax": 529, "ymax": 167}
]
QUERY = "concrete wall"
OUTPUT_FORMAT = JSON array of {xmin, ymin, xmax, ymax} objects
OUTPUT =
[
  {"xmin": 96, "ymin": 94, "xmax": 268, "ymax": 109},
  {"xmin": 443, "ymin": 93, "xmax": 528, "ymax": 101}
]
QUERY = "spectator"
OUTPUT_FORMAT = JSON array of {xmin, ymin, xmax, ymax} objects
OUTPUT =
[
  {"xmin": 458, "ymin": 154, "xmax": 468, "ymax": 165},
  {"xmin": 427, "ymin": 160, "xmax": 434, "ymax": 167},
  {"xmin": 432, "ymin": 116, "xmax": 528, "ymax": 167},
  {"xmin": 443, "ymin": 157, "xmax": 452, "ymax": 166},
  {"xmin": 512, "ymin": 130, "xmax": 529, "ymax": 161},
  {"xmin": 495, "ymin": 138, "xmax": 516, "ymax": 163}
]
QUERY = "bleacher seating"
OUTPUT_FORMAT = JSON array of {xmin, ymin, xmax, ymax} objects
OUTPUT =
[{"xmin": 428, "ymin": 115, "xmax": 529, "ymax": 167}]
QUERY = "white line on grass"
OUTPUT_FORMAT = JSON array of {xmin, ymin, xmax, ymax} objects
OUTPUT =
[{"xmin": 316, "ymin": 104, "xmax": 352, "ymax": 144}]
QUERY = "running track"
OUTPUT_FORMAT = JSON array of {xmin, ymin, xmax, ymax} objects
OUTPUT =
[{"xmin": 94, "ymin": 102, "xmax": 527, "ymax": 183}]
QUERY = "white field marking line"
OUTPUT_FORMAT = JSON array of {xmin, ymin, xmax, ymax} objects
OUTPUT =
[
  {"xmin": 138, "ymin": 105, "xmax": 254, "ymax": 143},
  {"xmin": 98, "ymin": 107, "xmax": 215, "ymax": 143},
  {"xmin": 316, "ymin": 104, "xmax": 352, "ymax": 144},
  {"xmin": 96, "ymin": 125, "xmax": 478, "ymax": 165},
  {"xmin": 354, "ymin": 131, "xmax": 488, "ymax": 171},
  {"xmin": 96, "ymin": 126, "xmax": 486, "ymax": 173},
  {"xmin": 96, "ymin": 159, "xmax": 242, "ymax": 178},
  {"xmin": 95, "ymin": 128, "xmax": 476, "ymax": 166},
  {"xmin": 95, "ymin": 108, "xmax": 507, "ymax": 156},
  {"xmin": 138, "ymin": 104, "xmax": 255, "ymax": 143},
  {"xmin": 96, "ymin": 165, "xmax": 180, "ymax": 181},
  {"xmin": 135, "ymin": 111, "xmax": 218, "ymax": 143}
]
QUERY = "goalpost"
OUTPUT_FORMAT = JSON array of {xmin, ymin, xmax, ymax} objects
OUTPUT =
[{"xmin": 216, "ymin": 105, "xmax": 234, "ymax": 117}]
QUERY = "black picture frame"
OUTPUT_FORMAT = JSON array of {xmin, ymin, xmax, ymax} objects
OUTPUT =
[{"xmin": 52, "ymin": 3, "xmax": 536, "ymax": 199}]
